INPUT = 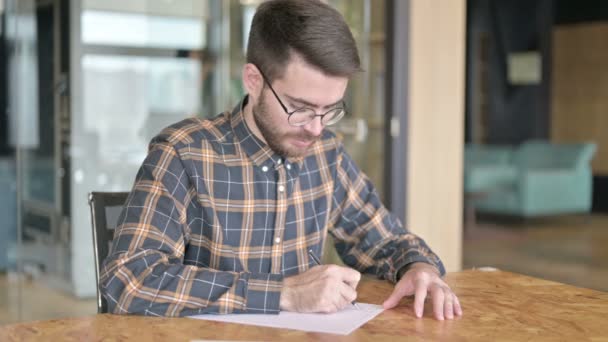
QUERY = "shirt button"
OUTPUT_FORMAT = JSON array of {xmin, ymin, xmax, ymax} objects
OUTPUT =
[
  {"xmin": 278, "ymin": 185, "xmax": 285, "ymax": 192},
  {"xmin": 274, "ymin": 237, "xmax": 281, "ymax": 243},
  {"xmin": 262, "ymin": 166, "xmax": 268, "ymax": 172},
  {"xmin": 277, "ymin": 159, "xmax": 282, "ymax": 165},
  {"xmin": 286, "ymin": 164, "xmax": 291, "ymax": 170}
]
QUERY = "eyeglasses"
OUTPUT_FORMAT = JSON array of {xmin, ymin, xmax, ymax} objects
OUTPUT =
[{"xmin": 258, "ymin": 70, "xmax": 346, "ymax": 127}]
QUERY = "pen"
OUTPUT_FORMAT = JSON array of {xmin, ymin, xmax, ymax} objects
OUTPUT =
[{"xmin": 308, "ymin": 249, "xmax": 360, "ymax": 310}]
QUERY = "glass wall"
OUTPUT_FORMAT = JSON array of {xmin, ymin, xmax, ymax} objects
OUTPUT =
[
  {"xmin": 1, "ymin": 0, "xmax": 387, "ymax": 323},
  {"xmin": 332, "ymin": 0, "xmax": 386, "ymax": 196},
  {"xmin": 69, "ymin": 0, "xmax": 209, "ymax": 298},
  {"xmin": 2, "ymin": 0, "xmax": 75, "ymax": 323},
  {"xmin": 0, "ymin": 0, "xmax": 18, "ymax": 324}
]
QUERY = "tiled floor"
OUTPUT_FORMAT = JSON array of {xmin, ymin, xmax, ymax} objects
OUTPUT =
[{"xmin": 1, "ymin": 214, "xmax": 606, "ymax": 325}]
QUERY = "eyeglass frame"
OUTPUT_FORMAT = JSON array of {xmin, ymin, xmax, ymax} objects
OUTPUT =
[{"xmin": 257, "ymin": 68, "xmax": 347, "ymax": 127}]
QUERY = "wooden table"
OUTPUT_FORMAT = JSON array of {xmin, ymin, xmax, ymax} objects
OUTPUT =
[{"xmin": 1, "ymin": 269, "xmax": 607, "ymax": 341}]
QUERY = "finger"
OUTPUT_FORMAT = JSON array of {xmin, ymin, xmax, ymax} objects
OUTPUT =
[
  {"xmin": 321, "ymin": 300, "xmax": 339, "ymax": 314},
  {"xmin": 333, "ymin": 282, "xmax": 354, "ymax": 310},
  {"xmin": 413, "ymin": 279, "xmax": 428, "ymax": 318},
  {"xmin": 382, "ymin": 283, "xmax": 406, "ymax": 309},
  {"xmin": 331, "ymin": 301, "xmax": 341, "ymax": 314},
  {"xmin": 340, "ymin": 281, "xmax": 358, "ymax": 303},
  {"xmin": 444, "ymin": 291, "xmax": 454, "ymax": 320},
  {"xmin": 430, "ymin": 284, "xmax": 445, "ymax": 320},
  {"xmin": 454, "ymin": 293, "xmax": 463, "ymax": 316},
  {"xmin": 336, "ymin": 266, "xmax": 361, "ymax": 288}
]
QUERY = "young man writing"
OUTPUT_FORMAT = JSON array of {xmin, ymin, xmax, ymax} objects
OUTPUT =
[{"xmin": 100, "ymin": 0, "xmax": 462, "ymax": 321}]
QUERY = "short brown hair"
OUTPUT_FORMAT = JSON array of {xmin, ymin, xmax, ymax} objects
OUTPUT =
[{"xmin": 246, "ymin": 0, "xmax": 361, "ymax": 82}]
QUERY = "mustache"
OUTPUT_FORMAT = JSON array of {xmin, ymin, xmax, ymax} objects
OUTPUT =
[{"xmin": 290, "ymin": 132, "xmax": 321, "ymax": 142}]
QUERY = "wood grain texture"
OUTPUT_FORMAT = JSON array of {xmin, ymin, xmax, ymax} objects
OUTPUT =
[
  {"xmin": 1, "ymin": 270, "xmax": 607, "ymax": 341},
  {"xmin": 552, "ymin": 23, "xmax": 608, "ymax": 174}
]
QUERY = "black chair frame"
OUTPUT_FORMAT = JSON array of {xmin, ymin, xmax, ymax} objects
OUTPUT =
[{"xmin": 88, "ymin": 191, "xmax": 129, "ymax": 314}]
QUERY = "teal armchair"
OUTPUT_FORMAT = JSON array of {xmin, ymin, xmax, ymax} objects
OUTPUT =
[
  {"xmin": 464, "ymin": 144, "xmax": 516, "ymax": 193},
  {"xmin": 465, "ymin": 141, "xmax": 597, "ymax": 217}
]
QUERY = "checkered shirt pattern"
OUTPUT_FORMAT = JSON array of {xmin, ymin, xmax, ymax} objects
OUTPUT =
[{"xmin": 99, "ymin": 97, "xmax": 445, "ymax": 316}]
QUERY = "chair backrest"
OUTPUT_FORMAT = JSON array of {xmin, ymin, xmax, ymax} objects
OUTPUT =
[
  {"xmin": 88, "ymin": 191, "xmax": 129, "ymax": 314},
  {"xmin": 465, "ymin": 144, "xmax": 513, "ymax": 167},
  {"xmin": 514, "ymin": 140, "xmax": 597, "ymax": 169}
]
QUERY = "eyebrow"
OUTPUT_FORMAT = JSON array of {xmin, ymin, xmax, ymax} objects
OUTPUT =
[{"xmin": 284, "ymin": 94, "xmax": 344, "ymax": 110}]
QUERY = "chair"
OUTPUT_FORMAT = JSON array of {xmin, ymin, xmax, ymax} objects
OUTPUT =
[
  {"xmin": 465, "ymin": 141, "xmax": 597, "ymax": 217},
  {"xmin": 88, "ymin": 191, "xmax": 129, "ymax": 314},
  {"xmin": 464, "ymin": 144, "xmax": 515, "ymax": 193}
]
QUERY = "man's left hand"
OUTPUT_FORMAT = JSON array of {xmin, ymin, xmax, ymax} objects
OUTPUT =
[{"xmin": 382, "ymin": 263, "xmax": 463, "ymax": 320}]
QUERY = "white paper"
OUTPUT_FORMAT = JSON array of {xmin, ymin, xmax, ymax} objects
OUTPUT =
[{"xmin": 188, "ymin": 303, "xmax": 384, "ymax": 335}]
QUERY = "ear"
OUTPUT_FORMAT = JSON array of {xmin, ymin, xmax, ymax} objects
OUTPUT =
[{"xmin": 242, "ymin": 63, "xmax": 264, "ymax": 102}]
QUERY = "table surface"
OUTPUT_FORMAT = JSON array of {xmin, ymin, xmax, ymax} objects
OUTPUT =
[{"xmin": 1, "ymin": 269, "xmax": 607, "ymax": 341}]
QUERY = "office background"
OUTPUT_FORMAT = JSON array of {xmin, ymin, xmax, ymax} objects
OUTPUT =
[{"xmin": 1, "ymin": 0, "xmax": 606, "ymax": 324}]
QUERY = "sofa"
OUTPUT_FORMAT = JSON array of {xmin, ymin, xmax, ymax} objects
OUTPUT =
[{"xmin": 464, "ymin": 141, "xmax": 597, "ymax": 217}]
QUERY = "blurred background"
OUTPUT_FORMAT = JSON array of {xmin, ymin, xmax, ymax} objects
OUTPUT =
[{"xmin": 0, "ymin": 0, "xmax": 606, "ymax": 324}]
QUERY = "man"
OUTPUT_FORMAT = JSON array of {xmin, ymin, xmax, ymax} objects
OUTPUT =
[{"xmin": 100, "ymin": 0, "xmax": 462, "ymax": 321}]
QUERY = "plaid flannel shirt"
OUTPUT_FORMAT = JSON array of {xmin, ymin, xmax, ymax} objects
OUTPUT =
[{"xmin": 100, "ymin": 96, "xmax": 445, "ymax": 317}]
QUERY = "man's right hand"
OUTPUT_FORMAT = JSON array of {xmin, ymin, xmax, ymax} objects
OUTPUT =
[{"xmin": 279, "ymin": 265, "xmax": 361, "ymax": 313}]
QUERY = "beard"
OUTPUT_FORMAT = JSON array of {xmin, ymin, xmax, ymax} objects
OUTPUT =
[{"xmin": 252, "ymin": 94, "xmax": 321, "ymax": 158}]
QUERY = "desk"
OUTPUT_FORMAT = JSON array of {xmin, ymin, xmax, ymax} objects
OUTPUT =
[{"xmin": 1, "ymin": 270, "xmax": 607, "ymax": 341}]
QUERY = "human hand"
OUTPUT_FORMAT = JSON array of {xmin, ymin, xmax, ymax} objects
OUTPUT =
[
  {"xmin": 382, "ymin": 263, "xmax": 462, "ymax": 320},
  {"xmin": 280, "ymin": 265, "xmax": 361, "ymax": 313}
]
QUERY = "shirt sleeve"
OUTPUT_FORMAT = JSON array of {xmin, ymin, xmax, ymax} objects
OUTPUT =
[
  {"xmin": 99, "ymin": 137, "xmax": 283, "ymax": 316},
  {"xmin": 329, "ymin": 144, "xmax": 446, "ymax": 283}
]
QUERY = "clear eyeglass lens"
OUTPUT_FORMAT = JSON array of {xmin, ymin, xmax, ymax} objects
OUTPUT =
[
  {"xmin": 322, "ymin": 109, "xmax": 345, "ymax": 126},
  {"xmin": 289, "ymin": 108, "xmax": 345, "ymax": 126},
  {"xmin": 289, "ymin": 108, "xmax": 316, "ymax": 126}
]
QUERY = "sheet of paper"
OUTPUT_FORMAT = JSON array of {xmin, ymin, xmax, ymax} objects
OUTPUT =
[{"xmin": 189, "ymin": 303, "xmax": 384, "ymax": 335}]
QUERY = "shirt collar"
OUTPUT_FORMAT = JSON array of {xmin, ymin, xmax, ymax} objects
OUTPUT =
[{"xmin": 231, "ymin": 95, "xmax": 290, "ymax": 170}]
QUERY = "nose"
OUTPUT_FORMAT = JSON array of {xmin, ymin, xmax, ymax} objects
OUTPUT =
[{"xmin": 303, "ymin": 116, "xmax": 324, "ymax": 137}]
